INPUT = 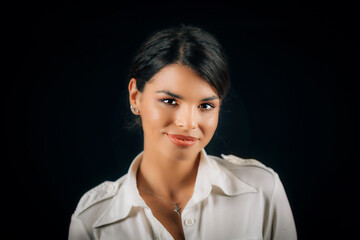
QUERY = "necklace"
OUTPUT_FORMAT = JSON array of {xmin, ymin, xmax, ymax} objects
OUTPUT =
[{"xmin": 139, "ymin": 186, "xmax": 182, "ymax": 216}]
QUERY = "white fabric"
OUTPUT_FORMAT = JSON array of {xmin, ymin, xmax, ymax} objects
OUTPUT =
[{"xmin": 69, "ymin": 149, "xmax": 297, "ymax": 239}]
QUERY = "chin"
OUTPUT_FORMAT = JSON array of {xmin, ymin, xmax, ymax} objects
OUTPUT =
[{"xmin": 170, "ymin": 145, "xmax": 202, "ymax": 161}]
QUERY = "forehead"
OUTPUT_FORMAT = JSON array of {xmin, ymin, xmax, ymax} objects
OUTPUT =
[{"xmin": 144, "ymin": 64, "xmax": 218, "ymax": 97}]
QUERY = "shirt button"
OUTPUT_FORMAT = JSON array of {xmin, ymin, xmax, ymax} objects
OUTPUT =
[
  {"xmin": 106, "ymin": 184, "xmax": 115, "ymax": 193},
  {"xmin": 184, "ymin": 218, "xmax": 196, "ymax": 227}
]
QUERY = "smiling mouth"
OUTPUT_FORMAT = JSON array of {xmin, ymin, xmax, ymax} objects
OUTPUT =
[{"xmin": 166, "ymin": 133, "xmax": 198, "ymax": 147}]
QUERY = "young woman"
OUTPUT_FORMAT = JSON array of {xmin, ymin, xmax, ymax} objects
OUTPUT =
[{"xmin": 69, "ymin": 25, "xmax": 297, "ymax": 240}]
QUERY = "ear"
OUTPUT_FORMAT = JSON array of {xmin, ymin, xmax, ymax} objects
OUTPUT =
[{"xmin": 128, "ymin": 78, "xmax": 141, "ymax": 112}]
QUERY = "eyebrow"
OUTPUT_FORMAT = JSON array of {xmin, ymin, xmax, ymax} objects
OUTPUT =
[{"xmin": 156, "ymin": 90, "xmax": 219, "ymax": 101}]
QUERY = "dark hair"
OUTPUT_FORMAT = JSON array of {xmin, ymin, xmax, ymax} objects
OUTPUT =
[{"xmin": 129, "ymin": 25, "xmax": 230, "ymax": 100}]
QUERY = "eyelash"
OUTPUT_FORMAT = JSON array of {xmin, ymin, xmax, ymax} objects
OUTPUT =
[
  {"xmin": 160, "ymin": 98, "xmax": 215, "ymax": 111},
  {"xmin": 160, "ymin": 98, "xmax": 178, "ymax": 105}
]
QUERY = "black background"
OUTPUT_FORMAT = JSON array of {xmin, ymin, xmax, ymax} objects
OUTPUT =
[{"xmin": 4, "ymin": 1, "xmax": 357, "ymax": 239}]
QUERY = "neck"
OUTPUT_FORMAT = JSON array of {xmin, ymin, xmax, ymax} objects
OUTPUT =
[{"xmin": 137, "ymin": 147, "xmax": 201, "ymax": 201}]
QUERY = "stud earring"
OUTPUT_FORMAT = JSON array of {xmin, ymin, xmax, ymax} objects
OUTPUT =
[{"xmin": 130, "ymin": 105, "xmax": 139, "ymax": 114}]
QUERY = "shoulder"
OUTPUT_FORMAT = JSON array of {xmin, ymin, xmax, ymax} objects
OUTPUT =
[
  {"xmin": 209, "ymin": 153, "xmax": 277, "ymax": 176},
  {"xmin": 209, "ymin": 153, "xmax": 280, "ymax": 194},
  {"xmin": 73, "ymin": 175, "xmax": 127, "ymax": 216}
]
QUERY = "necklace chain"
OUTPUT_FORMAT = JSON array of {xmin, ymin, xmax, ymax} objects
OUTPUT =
[
  {"xmin": 139, "ymin": 186, "xmax": 181, "ymax": 205},
  {"xmin": 138, "ymin": 185, "xmax": 182, "ymax": 216}
]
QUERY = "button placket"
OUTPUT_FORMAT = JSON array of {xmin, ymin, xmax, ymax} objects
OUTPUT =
[
  {"xmin": 182, "ymin": 208, "xmax": 196, "ymax": 228},
  {"xmin": 184, "ymin": 218, "xmax": 196, "ymax": 227},
  {"xmin": 182, "ymin": 203, "xmax": 201, "ymax": 239}
]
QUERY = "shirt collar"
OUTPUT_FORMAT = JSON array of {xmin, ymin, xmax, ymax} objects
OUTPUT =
[
  {"xmin": 189, "ymin": 149, "xmax": 257, "ymax": 206},
  {"xmin": 93, "ymin": 152, "xmax": 145, "ymax": 228},
  {"xmin": 93, "ymin": 149, "xmax": 257, "ymax": 228}
]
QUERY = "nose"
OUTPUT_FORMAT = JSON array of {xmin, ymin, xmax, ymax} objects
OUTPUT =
[{"xmin": 174, "ymin": 105, "xmax": 198, "ymax": 130}]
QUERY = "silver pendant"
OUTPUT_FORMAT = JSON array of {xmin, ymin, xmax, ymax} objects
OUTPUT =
[{"xmin": 174, "ymin": 203, "xmax": 181, "ymax": 216}]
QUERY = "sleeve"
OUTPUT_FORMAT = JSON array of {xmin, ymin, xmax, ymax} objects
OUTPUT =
[
  {"xmin": 264, "ymin": 174, "xmax": 297, "ymax": 240},
  {"xmin": 68, "ymin": 214, "xmax": 91, "ymax": 240}
]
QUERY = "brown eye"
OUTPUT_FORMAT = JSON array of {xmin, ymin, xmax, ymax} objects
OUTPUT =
[
  {"xmin": 199, "ymin": 103, "xmax": 215, "ymax": 111},
  {"xmin": 161, "ymin": 98, "xmax": 178, "ymax": 106}
]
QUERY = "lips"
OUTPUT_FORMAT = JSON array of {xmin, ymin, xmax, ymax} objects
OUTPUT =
[{"xmin": 166, "ymin": 133, "xmax": 199, "ymax": 147}]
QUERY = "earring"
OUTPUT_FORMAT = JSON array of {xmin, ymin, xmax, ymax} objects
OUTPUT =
[{"xmin": 130, "ymin": 105, "xmax": 139, "ymax": 114}]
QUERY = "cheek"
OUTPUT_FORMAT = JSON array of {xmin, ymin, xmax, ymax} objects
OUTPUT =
[
  {"xmin": 201, "ymin": 113, "xmax": 219, "ymax": 138},
  {"xmin": 140, "ymin": 101, "xmax": 172, "ymax": 128}
]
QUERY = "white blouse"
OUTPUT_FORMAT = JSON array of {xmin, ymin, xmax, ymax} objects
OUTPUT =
[{"xmin": 69, "ymin": 149, "xmax": 297, "ymax": 239}]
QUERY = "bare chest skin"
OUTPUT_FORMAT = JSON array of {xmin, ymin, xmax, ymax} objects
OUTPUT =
[{"xmin": 139, "ymin": 189, "xmax": 193, "ymax": 240}]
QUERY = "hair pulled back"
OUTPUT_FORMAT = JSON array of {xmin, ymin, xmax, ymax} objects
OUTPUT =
[{"xmin": 129, "ymin": 25, "xmax": 230, "ymax": 100}]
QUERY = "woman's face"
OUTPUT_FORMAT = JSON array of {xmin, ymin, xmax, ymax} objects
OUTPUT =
[{"xmin": 129, "ymin": 64, "xmax": 220, "ymax": 160}]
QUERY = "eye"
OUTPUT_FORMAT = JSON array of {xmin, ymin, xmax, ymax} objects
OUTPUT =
[
  {"xmin": 199, "ymin": 103, "xmax": 215, "ymax": 111},
  {"xmin": 160, "ymin": 98, "xmax": 178, "ymax": 106}
]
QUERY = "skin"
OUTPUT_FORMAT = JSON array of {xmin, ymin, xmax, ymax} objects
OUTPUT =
[{"xmin": 128, "ymin": 64, "xmax": 220, "ymax": 240}]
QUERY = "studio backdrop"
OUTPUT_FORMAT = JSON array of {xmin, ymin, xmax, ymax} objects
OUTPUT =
[{"xmin": 4, "ymin": 1, "xmax": 357, "ymax": 239}]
